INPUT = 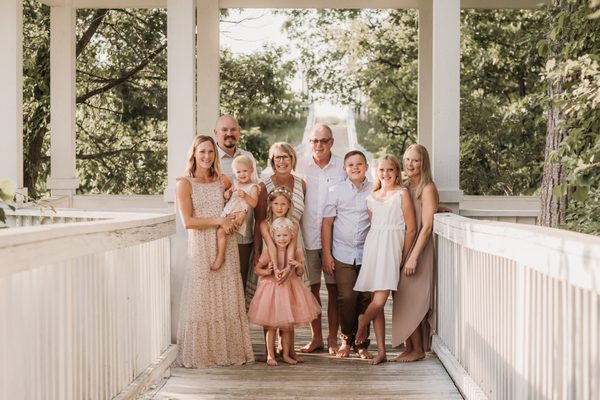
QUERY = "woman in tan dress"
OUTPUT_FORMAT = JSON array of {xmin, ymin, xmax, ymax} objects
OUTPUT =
[
  {"xmin": 176, "ymin": 135, "xmax": 254, "ymax": 368},
  {"xmin": 391, "ymin": 144, "xmax": 439, "ymax": 362}
]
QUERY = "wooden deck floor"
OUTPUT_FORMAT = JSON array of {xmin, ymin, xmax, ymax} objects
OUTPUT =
[{"xmin": 146, "ymin": 283, "xmax": 461, "ymax": 399}]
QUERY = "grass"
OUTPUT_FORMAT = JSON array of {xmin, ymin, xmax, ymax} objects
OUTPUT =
[{"xmin": 262, "ymin": 115, "xmax": 307, "ymax": 147}]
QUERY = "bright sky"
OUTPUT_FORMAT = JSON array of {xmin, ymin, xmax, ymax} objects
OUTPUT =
[{"xmin": 219, "ymin": 9, "xmax": 346, "ymax": 119}]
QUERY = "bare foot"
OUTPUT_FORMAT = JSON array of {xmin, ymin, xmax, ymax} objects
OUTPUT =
[
  {"xmin": 299, "ymin": 340, "xmax": 324, "ymax": 353},
  {"xmin": 328, "ymin": 344, "xmax": 339, "ymax": 355},
  {"xmin": 336, "ymin": 343, "xmax": 351, "ymax": 358},
  {"xmin": 210, "ymin": 256, "xmax": 224, "ymax": 271},
  {"xmin": 356, "ymin": 348, "xmax": 373, "ymax": 360},
  {"xmin": 368, "ymin": 352, "xmax": 387, "ymax": 365},
  {"xmin": 289, "ymin": 350, "xmax": 304, "ymax": 363},
  {"xmin": 355, "ymin": 315, "xmax": 368, "ymax": 345},
  {"xmin": 395, "ymin": 351, "xmax": 425, "ymax": 362},
  {"xmin": 282, "ymin": 354, "xmax": 298, "ymax": 365},
  {"xmin": 391, "ymin": 349, "xmax": 411, "ymax": 362},
  {"xmin": 267, "ymin": 357, "xmax": 278, "ymax": 366}
]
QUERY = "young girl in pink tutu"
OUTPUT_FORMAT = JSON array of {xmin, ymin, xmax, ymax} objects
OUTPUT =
[{"xmin": 248, "ymin": 200, "xmax": 320, "ymax": 366}]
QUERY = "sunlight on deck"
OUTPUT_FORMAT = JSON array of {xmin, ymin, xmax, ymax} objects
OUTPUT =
[{"xmin": 146, "ymin": 284, "xmax": 462, "ymax": 399}]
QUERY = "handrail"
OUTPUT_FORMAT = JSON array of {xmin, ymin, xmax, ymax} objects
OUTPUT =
[
  {"xmin": 433, "ymin": 214, "xmax": 600, "ymax": 399},
  {"xmin": 0, "ymin": 209, "xmax": 176, "ymax": 400}
]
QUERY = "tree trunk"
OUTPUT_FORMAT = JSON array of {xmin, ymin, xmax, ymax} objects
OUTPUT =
[
  {"xmin": 539, "ymin": 82, "xmax": 568, "ymax": 227},
  {"xmin": 539, "ymin": 0, "xmax": 569, "ymax": 228}
]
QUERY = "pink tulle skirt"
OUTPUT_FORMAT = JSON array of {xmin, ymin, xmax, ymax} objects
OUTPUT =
[{"xmin": 248, "ymin": 274, "xmax": 320, "ymax": 329}]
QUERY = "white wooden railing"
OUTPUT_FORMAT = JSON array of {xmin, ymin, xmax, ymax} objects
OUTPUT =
[
  {"xmin": 432, "ymin": 213, "xmax": 600, "ymax": 400},
  {"xmin": 0, "ymin": 209, "xmax": 177, "ymax": 400}
]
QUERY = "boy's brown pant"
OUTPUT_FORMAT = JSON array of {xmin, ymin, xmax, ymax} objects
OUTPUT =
[{"xmin": 334, "ymin": 258, "xmax": 371, "ymax": 349}]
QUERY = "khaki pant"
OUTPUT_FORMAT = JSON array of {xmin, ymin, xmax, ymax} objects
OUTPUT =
[{"xmin": 334, "ymin": 258, "xmax": 371, "ymax": 348}]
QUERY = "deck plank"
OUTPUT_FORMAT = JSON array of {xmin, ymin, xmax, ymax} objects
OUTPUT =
[{"xmin": 150, "ymin": 281, "xmax": 462, "ymax": 399}]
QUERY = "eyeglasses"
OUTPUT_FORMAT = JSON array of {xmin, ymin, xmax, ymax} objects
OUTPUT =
[
  {"xmin": 309, "ymin": 138, "xmax": 332, "ymax": 145},
  {"xmin": 273, "ymin": 155, "xmax": 291, "ymax": 162}
]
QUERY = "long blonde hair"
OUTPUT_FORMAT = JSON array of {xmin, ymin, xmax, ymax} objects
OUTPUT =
[
  {"xmin": 184, "ymin": 135, "xmax": 222, "ymax": 178},
  {"xmin": 372, "ymin": 154, "xmax": 402, "ymax": 192},
  {"xmin": 403, "ymin": 143, "xmax": 433, "ymax": 199},
  {"xmin": 266, "ymin": 186, "xmax": 294, "ymax": 223}
]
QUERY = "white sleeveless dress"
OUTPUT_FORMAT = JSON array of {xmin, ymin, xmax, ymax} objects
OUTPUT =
[{"xmin": 354, "ymin": 191, "xmax": 406, "ymax": 292}]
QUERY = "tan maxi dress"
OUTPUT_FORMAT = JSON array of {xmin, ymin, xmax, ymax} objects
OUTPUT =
[
  {"xmin": 391, "ymin": 187, "xmax": 436, "ymax": 350},
  {"xmin": 176, "ymin": 177, "xmax": 254, "ymax": 368}
]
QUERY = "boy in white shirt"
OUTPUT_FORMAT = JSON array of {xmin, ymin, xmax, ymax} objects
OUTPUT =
[{"xmin": 321, "ymin": 150, "xmax": 373, "ymax": 358}]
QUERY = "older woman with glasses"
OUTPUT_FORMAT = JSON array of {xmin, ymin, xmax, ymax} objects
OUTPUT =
[{"xmin": 253, "ymin": 142, "xmax": 306, "ymax": 265}]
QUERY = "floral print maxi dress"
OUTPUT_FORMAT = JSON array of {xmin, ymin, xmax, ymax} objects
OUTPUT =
[{"xmin": 176, "ymin": 177, "xmax": 254, "ymax": 368}]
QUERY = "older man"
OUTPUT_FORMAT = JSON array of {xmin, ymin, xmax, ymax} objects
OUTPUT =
[
  {"xmin": 296, "ymin": 123, "xmax": 347, "ymax": 354},
  {"xmin": 214, "ymin": 115, "xmax": 257, "ymax": 291}
]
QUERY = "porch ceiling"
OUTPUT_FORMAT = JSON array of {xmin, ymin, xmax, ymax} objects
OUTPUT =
[{"xmin": 39, "ymin": 0, "xmax": 550, "ymax": 9}]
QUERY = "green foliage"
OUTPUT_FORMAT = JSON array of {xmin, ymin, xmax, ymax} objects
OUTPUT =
[
  {"xmin": 283, "ymin": 9, "xmax": 418, "ymax": 157},
  {"xmin": 460, "ymin": 10, "xmax": 548, "ymax": 195},
  {"xmin": 220, "ymin": 48, "xmax": 303, "ymax": 129},
  {"xmin": 283, "ymin": 9, "xmax": 549, "ymax": 195},
  {"xmin": 540, "ymin": 0, "xmax": 600, "ymax": 233},
  {"xmin": 0, "ymin": 180, "xmax": 17, "ymax": 225},
  {"xmin": 22, "ymin": 0, "xmax": 50, "ymax": 198},
  {"xmin": 238, "ymin": 127, "xmax": 270, "ymax": 169},
  {"xmin": 75, "ymin": 8, "xmax": 168, "ymax": 195},
  {"xmin": 22, "ymin": 6, "xmax": 302, "ymax": 196}
]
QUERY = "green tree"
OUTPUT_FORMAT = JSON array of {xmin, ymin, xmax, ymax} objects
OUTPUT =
[
  {"xmin": 539, "ymin": 0, "xmax": 600, "ymax": 233},
  {"xmin": 22, "ymin": 5, "xmax": 301, "ymax": 197},
  {"xmin": 283, "ymin": 9, "xmax": 548, "ymax": 195}
]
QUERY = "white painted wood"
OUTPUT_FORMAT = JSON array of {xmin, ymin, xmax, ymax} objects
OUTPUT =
[
  {"xmin": 196, "ymin": 0, "xmax": 220, "ymax": 134},
  {"xmin": 0, "ymin": 210, "xmax": 175, "ymax": 400},
  {"xmin": 434, "ymin": 213, "xmax": 600, "ymax": 400},
  {"xmin": 430, "ymin": 0, "xmax": 463, "ymax": 205},
  {"xmin": 0, "ymin": 0, "xmax": 24, "ymax": 191},
  {"xmin": 47, "ymin": 4, "xmax": 80, "ymax": 198},
  {"xmin": 166, "ymin": 0, "xmax": 197, "ymax": 203},
  {"xmin": 417, "ymin": 0, "xmax": 433, "ymax": 152},
  {"xmin": 39, "ymin": 0, "xmax": 550, "ymax": 9}
]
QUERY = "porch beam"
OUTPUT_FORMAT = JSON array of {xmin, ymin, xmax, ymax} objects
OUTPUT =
[
  {"xmin": 196, "ymin": 0, "xmax": 220, "ymax": 134},
  {"xmin": 47, "ymin": 4, "xmax": 80, "ymax": 199},
  {"xmin": 165, "ymin": 0, "xmax": 197, "ymax": 203},
  {"xmin": 39, "ymin": 0, "xmax": 550, "ymax": 9},
  {"xmin": 0, "ymin": 0, "xmax": 24, "ymax": 197},
  {"xmin": 419, "ymin": 0, "xmax": 463, "ymax": 205}
]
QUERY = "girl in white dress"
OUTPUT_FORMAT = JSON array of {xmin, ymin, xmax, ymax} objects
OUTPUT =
[
  {"xmin": 354, "ymin": 154, "xmax": 417, "ymax": 365},
  {"xmin": 213, "ymin": 155, "xmax": 259, "ymax": 271}
]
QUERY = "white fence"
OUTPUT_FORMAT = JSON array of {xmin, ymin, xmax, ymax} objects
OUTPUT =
[
  {"xmin": 433, "ymin": 213, "xmax": 600, "ymax": 400},
  {"xmin": 0, "ymin": 209, "xmax": 177, "ymax": 400}
]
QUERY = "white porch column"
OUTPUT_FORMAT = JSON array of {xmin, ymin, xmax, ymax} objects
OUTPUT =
[
  {"xmin": 418, "ymin": 0, "xmax": 463, "ymax": 206},
  {"xmin": 165, "ymin": 0, "xmax": 197, "ymax": 203},
  {"xmin": 47, "ymin": 4, "xmax": 79, "ymax": 200},
  {"xmin": 196, "ymin": 0, "xmax": 220, "ymax": 133},
  {"xmin": 167, "ymin": 0, "xmax": 198, "ymax": 342},
  {"xmin": 0, "ymin": 0, "xmax": 25, "ymax": 199}
]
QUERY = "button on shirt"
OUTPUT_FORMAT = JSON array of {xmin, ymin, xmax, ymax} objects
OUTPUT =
[
  {"xmin": 296, "ymin": 154, "xmax": 346, "ymax": 250},
  {"xmin": 323, "ymin": 178, "xmax": 372, "ymax": 265}
]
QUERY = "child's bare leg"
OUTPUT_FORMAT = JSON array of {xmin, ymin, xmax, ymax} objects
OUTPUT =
[
  {"xmin": 255, "ymin": 328, "xmax": 268, "ymax": 362},
  {"xmin": 369, "ymin": 309, "xmax": 387, "ymax": 365},
  {"xmin": 356, "ymin": 291, "xmax": 389, "ymax": 345},
  {"xmin": 211, "ymin": 227, "xmax": 226, "ymax": 271},
  {"xmin": 280, "ymin": 329, "xmax": 297, "ymax": 365},
  {"xmin": 265, "ymin": 329, "xmax": 278, "ymax": 366},
  {"xmin": 288, "ymin": 328, "xmax": 303, "ymax": 363}
]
